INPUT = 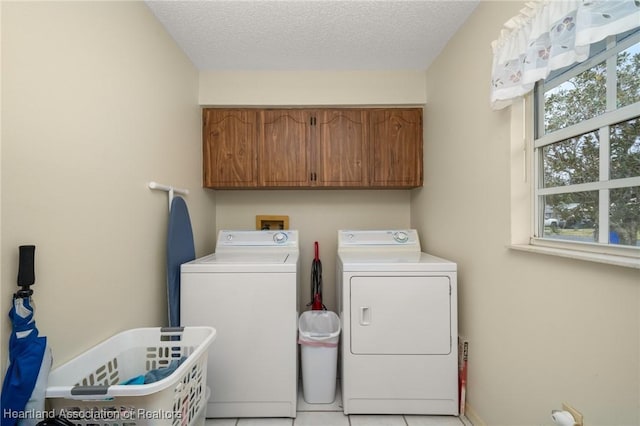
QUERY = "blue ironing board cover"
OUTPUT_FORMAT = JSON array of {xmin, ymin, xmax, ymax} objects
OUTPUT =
[{"xmin": 167, "ymin": 196, "xmax": 195, "ymax": 327}]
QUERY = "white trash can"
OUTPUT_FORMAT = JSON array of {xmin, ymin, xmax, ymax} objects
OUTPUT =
[{"xmin": 298, "ymin": 310, "xmax": 341, "ymax": 404}]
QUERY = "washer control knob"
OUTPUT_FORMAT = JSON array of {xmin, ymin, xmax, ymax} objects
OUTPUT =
[
  {"xmin": 393, "ymin": 231, "xmax": 409, "ymax": 243},
  {"xmin": 273, "ymin": 232, "xmax": 288, "ymax": 244},
  {"xmin": 226, "ymin": 234, "xmax": 233, "ymax": 241}
]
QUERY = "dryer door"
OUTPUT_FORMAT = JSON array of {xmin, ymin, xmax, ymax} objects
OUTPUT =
[{"xmin": 350, "ymin": 275, "xmax": 451, "ymax": 355}]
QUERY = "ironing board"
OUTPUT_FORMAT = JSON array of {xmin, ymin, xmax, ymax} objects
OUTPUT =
[{"xmin": 166, "ymin": 196, "xmax": 195, "ymax": 327}]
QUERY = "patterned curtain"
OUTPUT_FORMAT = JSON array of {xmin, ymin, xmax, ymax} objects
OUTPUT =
[{"xmin": 490, "ymin": 0, "xmax": 640, "ymax": 110}]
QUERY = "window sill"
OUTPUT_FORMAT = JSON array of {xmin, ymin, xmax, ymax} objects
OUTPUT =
[{"xmin": 509, "ymin": 243, "xmax": 640, "ymax": 269}]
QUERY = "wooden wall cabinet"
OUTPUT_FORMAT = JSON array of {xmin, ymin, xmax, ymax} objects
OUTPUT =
[
  {"xmin": 258, "ymin": 109, "xmax": 311, "ymax": 187},
  {"xmin": 315, "ymin": 109, "xmax": 369, "ymax": 187},
  {"xmin": 369, "ymin": 108, "xmax": 423, "ymax": 188},
  {"xmin": 203, "ymin": 109, "xmax": 258, "ymax": 188},
  {"xmin": 257, "ymin": 109, "xmax": 369, "ymax": 188},
  {"xmin": 203, "ymin": 107, "xmax": 422, "ymax": 189}
]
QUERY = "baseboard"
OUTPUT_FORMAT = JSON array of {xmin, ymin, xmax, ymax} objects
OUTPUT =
[{"xmin": 464, "ymin": 402, "xmax": 486, "ymax": 426}]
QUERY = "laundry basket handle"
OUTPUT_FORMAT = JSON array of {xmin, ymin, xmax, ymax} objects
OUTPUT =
[
  {"xmin": 71, "ymin": 385, "xmax": 109, "ymax": 397},
  {"xmin": 160, "ymin": 326, "xmax": 184, "ymax": 333}
]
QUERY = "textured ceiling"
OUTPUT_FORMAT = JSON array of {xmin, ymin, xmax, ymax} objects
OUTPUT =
[{"xmin": 145, "ymin": 0, "xmax": 479, "ymax": 71}]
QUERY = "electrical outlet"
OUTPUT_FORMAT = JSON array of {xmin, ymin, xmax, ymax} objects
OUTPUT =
[{"xmin": 562, "ymin": 403, "xmax": 583, "ymax": 426}]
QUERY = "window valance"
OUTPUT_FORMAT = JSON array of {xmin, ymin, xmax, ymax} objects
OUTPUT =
[{"xmin": 490, "ymin": 0, "xmax": 640, "ymax": 110}]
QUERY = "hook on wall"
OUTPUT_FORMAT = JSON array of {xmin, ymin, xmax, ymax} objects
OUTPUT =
[{"xmin": 149, "ymin": 181, "xmax": 189, "ymax": 211}]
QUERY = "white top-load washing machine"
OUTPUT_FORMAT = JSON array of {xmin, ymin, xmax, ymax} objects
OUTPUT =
[
  {"xmin": 337, "ymin": 229, "xmax": 458, "ymax": 415},
  {"xmin": 181, "ymin": 230, "xmax": 299, "ymax": 418}
]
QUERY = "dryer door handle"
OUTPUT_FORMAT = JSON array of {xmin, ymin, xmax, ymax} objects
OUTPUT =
[{"xmin": 359, "ymin": 307, "xmax": 371, "ymax": 326}]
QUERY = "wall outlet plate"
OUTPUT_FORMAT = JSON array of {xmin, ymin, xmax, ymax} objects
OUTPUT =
[{"xmin": 562, "ymin": 403, "xmax": 583, "ymax": 426}]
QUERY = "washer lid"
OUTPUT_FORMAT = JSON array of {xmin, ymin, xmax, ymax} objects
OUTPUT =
[
  {"xmin": 181, "ymin": 251, "xmax": 298, "ymax": 273},
  {"xmin": 207, "ymin": 252, "xmax": 290, "ymax": 264}
]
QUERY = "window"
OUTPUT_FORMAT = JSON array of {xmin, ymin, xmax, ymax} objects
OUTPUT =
[{"xmin": 533, "ymin": 29, "xmax": 640, "ymax": 255}]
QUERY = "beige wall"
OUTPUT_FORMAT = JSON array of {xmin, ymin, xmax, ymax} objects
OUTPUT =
[
  {"xmin": 0, "ymin": 1, "xmax": 216, "ymax": 373},
  {"xmin": 199, "ymin": 70, "xmax": 427, "ymax": 106},
  {"xmin": 411, "ymin": 1, "xmax": 640, "ymax": 425}
]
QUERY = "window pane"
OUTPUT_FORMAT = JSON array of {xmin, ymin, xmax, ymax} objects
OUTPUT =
[
  {"xmin": 610, "ymin": 186, "xmax": 639, "ymax": 247},
  {"xmin": 610, "ymin": 117, "xmax": 640, "ymax": 180},
  {"xmin": 544, "ymin": 62, "xmax": 606, "ymax": 133},
  {"xmin": 617, "ymin": 41, "xmax": 640, "ymax": 108},
  {"xmin": 542, "ymin": 131, "xmax": 599, "ymax": 187},
  {"xmin": 543, "ymin": 192, "xmax": 599, "ymax": 242}
]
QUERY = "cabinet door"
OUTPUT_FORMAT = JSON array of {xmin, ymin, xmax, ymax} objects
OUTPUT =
[
  {"xmin": 259, "ymin": 110, "xmax": 311, "ymax": 187},
  {"xmin": 314, "ymin": 109, "xmax": 369, "ymax": 187},
  {"xmin": 203, "ymin": 109, "xmax": 258, "ymax": 188},
  {"xmin": 370, "ymin": 108, "xmax": 423, "ymax": 188}
]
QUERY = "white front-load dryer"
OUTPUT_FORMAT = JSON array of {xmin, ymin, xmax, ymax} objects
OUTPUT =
[
  {"xmin": 337, "ymin": 230, "xmax": 458, "ymax": 415},
  {"xmin": 181, "ymin": 230, "xmax": 299, "ymax": 418}
]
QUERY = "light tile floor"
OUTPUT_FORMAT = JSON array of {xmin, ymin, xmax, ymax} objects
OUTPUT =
[{"xmin": 205, "ymin": 384, "xmax": 472, "ymax": 426}]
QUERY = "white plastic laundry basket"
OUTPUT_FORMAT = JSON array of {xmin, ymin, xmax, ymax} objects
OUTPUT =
[{"xmin": 45, "ymin": 326, "xmax": 216, "ymax": 426}]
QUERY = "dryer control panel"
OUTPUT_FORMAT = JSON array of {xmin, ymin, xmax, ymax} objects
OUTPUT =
[{"xmin": 338, "ymin": 230, "xmax": 420, "ymax": 249}]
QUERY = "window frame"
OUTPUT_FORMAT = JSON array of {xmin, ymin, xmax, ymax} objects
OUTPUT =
[{"xmin": 529, "ymin": 31, "xmax": 640, "ymax": 263}]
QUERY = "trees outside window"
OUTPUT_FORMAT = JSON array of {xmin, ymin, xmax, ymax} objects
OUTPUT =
[{"xmin": 535, "ymin": 31, "xmax": 640, "ymax": 248}]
